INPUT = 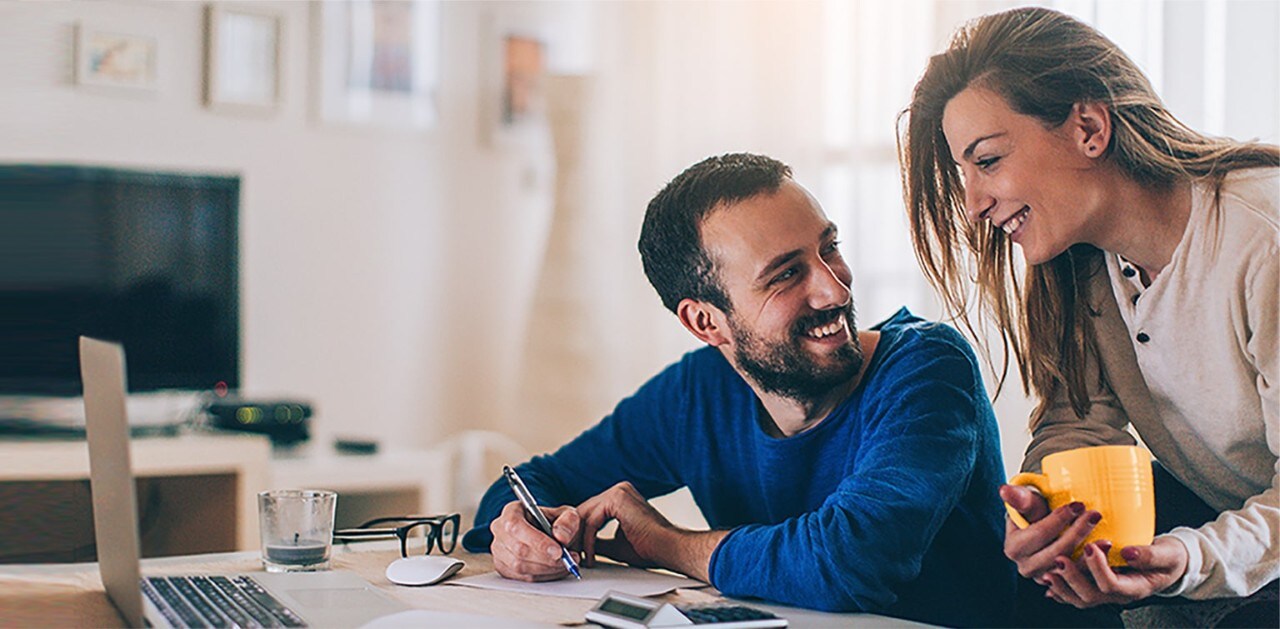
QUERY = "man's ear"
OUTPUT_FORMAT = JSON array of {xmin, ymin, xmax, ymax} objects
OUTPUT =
[
  {"xmin": 1071, "ymin": 101, "xmax": 1112, "ymax": 159},
  {"xmin": 676, "ymin": 298, "xmax": 731, "ymax": 347}
]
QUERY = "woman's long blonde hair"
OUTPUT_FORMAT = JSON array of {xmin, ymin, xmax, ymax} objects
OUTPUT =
[{"xmin": 897, "ymin": 7, "xmax": 1279, "ymax": 426}]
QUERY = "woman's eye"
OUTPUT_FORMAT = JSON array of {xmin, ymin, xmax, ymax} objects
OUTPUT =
[{"xmin": 976, "ymin": 156, "xmax": 1001, "ymax": 170}]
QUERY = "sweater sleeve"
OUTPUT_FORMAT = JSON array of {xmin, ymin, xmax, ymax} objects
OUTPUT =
[
  {"xmin": 461, "ymin": 358, "xmax": 689, "ymax": 552},
  {"xmin": 1161, "ymin": 244, "xmax": 1280, "ymax": 599},
  {"xmin": 707, "ymin": 338, "xmax": 984, "ymax": 612},
  {"xmin": 1022, "ymin": 273, "xmax": 1137, "ymax": 473}
]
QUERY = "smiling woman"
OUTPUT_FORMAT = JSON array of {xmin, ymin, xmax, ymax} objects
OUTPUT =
[{"xmin": 898, "ymin": 5, "xmax": 1278, "ymax": 627}]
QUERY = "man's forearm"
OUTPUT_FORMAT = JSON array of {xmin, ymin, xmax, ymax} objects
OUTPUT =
[{"xmin": 654, "ymin": 528, "xmax": 730, "ymax": 583}]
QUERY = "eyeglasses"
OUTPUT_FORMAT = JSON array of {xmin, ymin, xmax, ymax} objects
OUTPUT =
[{"xmin": 332, "ymin": 514, "xmax": 460, "ymax": 558}]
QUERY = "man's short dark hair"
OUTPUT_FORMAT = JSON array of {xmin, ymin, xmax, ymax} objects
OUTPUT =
[{"xmin": 638, "ymin": 153, "xmax": 793, "ymax": 314}]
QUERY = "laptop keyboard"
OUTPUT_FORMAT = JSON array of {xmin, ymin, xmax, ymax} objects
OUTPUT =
[{"xmin": 142, "ymin": 575, "xmax": 306, "ymax": 628}]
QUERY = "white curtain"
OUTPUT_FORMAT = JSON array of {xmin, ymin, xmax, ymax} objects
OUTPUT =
[{"xmin": 434, "ymin": 0, "xmax": 1279, "ymax": 474}]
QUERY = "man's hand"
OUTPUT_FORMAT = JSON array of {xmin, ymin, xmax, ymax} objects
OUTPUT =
[
  {"xmin": 1044, "ymin": 536, "xmax": 1189, "ymax": 608},
  {"xmin": 1001, "ymin": 484, "xmax": 1101, "ymax": 583},
  {"xmin": 489, "ymin": 500, "xmax": 581, "ymax": 582},
  {"xmin": 576, "ymin": 481, "xmax": 726, "ymax": 582}
]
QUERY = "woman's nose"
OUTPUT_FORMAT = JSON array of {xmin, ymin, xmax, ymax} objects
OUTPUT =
[{"xmin": 964, "ymin": 179, "xmax": 994, "ymax": 224}]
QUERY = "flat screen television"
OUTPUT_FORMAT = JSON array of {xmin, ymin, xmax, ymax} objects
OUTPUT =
[{"xmin": 0, "ymin": 164, "xmax": 239, "ymax": 399}]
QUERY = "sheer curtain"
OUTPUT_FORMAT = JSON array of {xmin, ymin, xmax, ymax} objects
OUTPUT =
[
  {"xmin": 463, "ymin": 0, "xmax": 1278, "ymax": 476},
  {"xmin": 815, "ymin": 0, "xmax": 1279, "ymax": 475}
]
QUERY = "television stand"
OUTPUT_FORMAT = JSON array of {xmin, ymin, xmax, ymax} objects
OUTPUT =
[{"xmin": 0, "ymin": 431, "xmax": 270, "ymax": 563}]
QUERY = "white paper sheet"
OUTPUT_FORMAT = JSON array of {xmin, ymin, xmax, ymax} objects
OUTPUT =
[
  {"xmin": 361, "ymin": 610, "xmax": 557, "ymax": 628},
  {"xmin": 448, "ymin": 562, "xmax": 705, "ymax": 600}
]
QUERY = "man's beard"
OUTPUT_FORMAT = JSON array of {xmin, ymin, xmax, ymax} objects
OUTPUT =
[{"xmin": 729, "ymin": 302, "xmax": 864, "ymax": 404}]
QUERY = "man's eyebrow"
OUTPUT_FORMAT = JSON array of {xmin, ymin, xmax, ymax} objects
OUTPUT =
[
  {"xmin": 961, "ymin": 132, "xmax": 1005, "ymax": 162},
  {"xmin": 755, "ymin": 250, "xmax": 801, "ymax": 284},
  {"xmin": 754, "ymin": 224, "xmax": 838, "ymax": 284}
]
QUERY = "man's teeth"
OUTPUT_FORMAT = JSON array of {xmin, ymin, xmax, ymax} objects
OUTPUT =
[
  {"xmin": 1001, "ymin": 207, "xmax": 1030, "ymax": 234},
  {"xmin": 807, "ymin": 317, "xmax": 845, "ymax": 339}
]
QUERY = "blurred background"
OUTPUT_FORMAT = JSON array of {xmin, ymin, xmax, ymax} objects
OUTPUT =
[{"xmin": 0, "ymin": 0, "xmax": 1276, "ymax": 530}]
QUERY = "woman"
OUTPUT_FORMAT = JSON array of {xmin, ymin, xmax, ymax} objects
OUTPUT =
[{"xmin": 898, "ymin": 6, "xmax": 1277, "ymax": 627}]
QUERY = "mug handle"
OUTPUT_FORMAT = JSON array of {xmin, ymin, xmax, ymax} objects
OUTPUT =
[{"xmin": 1005, "ymin": 472, "xmax": 1051, "ymax": 529}]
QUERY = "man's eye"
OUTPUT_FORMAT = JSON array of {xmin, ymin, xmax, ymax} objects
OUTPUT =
[
  {"xmin": 771, "ymin": 268, "xmax": 798, "ymax": 284},
  {"xmin": 823, "ymin": 240, "xmax": 843, "ymax": 254}
]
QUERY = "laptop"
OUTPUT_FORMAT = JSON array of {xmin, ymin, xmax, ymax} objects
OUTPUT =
[{"xmin": 80, "ymin": 336, "xmax": 409, "ymax": 628}]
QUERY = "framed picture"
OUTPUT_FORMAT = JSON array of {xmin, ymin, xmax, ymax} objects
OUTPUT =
[
  {"xmin": 204, "ymin": 4, "xmax": 283, "ymax": 114},
  {"xmin": 479, "ymin": 12, "xmax": 551, "ymax": 147},
  {"xmin": 74, "ymin": 24, "xmax": 158, "ymax": 91},
  {"xmin": 501, "ymin": 34, "xmax": 546, "ymax": 128},
  {"xmin": 315, "ymin": 0, "xmax": 440, "ymax": 130}
]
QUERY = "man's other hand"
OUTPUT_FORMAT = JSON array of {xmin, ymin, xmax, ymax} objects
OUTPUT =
[
  {"xmin": 489, "ymin": 500, "xmax": 581, "ymax": 582},
  {"xmin": 576, "ymin": 481, "xmax": 727, "ymax": 583}
]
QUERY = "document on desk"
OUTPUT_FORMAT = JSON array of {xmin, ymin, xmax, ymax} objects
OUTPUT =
[{"xmin": 449, "ymin": 562, "xmax": 704, "ymax": 600}]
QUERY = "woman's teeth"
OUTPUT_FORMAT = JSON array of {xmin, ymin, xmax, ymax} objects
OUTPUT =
[{"xmin": 1002, "ymin": 207, "xmax": 1030, "ymax": 234}]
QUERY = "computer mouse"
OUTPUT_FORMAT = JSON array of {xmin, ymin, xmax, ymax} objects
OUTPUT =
[{"xmin": 385, "ymin": 555, "xmax": 465, "ymax": 586}]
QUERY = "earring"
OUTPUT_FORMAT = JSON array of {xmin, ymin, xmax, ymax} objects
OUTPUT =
[{"xmin": 1087, "ymin": 144, "xmax": 1100, "ymax": 156}]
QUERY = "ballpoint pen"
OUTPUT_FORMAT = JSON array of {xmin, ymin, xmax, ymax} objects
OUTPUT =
[{"xmin": 503, "ymin": 465, "xmax": 583, "ymax": 580}]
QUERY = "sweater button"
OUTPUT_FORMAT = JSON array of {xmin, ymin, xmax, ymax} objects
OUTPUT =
[
  {"xmin": 1122, "ymin": 266, "xmax": 1137, "ymax": 277},
  {"xmin": 1136, "ymin": 332, "xmax": 1150, "ymax": 343}
]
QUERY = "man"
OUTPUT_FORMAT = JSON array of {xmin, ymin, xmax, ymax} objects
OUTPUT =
[{"xmin": 461, "ymin": 153, "xmax": 1014, "ymax": 627}]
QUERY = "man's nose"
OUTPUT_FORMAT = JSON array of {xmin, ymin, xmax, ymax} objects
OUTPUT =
[{"xmin": 811, "ymin": 261, "xmax": 852, "ymax": 311}]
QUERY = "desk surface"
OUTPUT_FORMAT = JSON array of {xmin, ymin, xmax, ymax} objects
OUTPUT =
[{"xmin": 0, "ymin": 546, "xmax": 927, "ymax": 628}]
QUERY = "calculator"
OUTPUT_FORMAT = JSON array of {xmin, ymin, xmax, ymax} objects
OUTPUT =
[{"xmin": 586, "ymin": 590, "xmax": 788, "ymax": 629}]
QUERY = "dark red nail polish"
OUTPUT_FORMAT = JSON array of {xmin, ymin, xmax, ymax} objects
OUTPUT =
[
  {"xmin": 1087, "ymin": 511, "xmax": 1102, "ymax": 525},
  {"xmin": 1122, "ymin": 547, "xmax": 1140, "ymax": 561},
  {"xmin": 1069, "ymin": 502, "xmax": 1085, "ymax": 515},
  {"xmin": 1084, "ymin": 545, "xmax": 1094, "ymax": 557}
]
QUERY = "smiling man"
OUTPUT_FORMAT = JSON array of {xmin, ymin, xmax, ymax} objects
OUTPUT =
[{"xmin": 461, "ymin": 153, "xmax": 1014, "ymax": 627}]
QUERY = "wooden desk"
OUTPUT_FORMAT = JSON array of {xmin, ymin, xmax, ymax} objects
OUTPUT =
[
  {"xmin": 0, "ymin": 433, "xmax": 270, "ymax": 561},
  {"xmin": 0, "ymin": 548, "xmax": 927, "ymax": 628}
]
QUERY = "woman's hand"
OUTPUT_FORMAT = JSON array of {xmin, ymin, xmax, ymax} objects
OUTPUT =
[
  {"xmin": 1044, "ymin": 536, "xmax": 1189, "ymax": 608},
  {"xmin": 1001, "ymin": 484, "xmax": 1102, "ymax": 582}
]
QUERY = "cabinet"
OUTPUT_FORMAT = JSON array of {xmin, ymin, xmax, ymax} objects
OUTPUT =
[
  {"xmin": 0, "ymin": 433, "xmax": 454, "ymax": 563},
  {"xmin": 0, "ymin": 432, "xmax": 270, "ymax": 562}
]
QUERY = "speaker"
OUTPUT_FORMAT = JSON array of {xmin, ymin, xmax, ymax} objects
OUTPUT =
[{"xmin": 205, "ymin": 398, "xmax": 312, "ymax": 445}]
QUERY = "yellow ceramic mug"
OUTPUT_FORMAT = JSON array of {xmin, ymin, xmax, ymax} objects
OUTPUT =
[{"xmin": 1005, "ymin": 445, "xmax": 1155, "ymax": 566}]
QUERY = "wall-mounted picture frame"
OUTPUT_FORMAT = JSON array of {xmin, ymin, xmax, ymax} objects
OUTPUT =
[
  {"xmin": 479, "ymin": 12, "xmax": 551, "ymax": 147},
  {"xmin": 204, "ymin": 4, "xmax": 283, "ymax": 115},
  {"xmin": 501, "ymin": 34, "xmax": 546, "ymax": 129},
  {"xmin": 74, "ymin": 24, "xmax": 158, "ymax": 92},
  {"xmin": 315, "ymin": 0, "xmax": 440, "ymax": 131}
]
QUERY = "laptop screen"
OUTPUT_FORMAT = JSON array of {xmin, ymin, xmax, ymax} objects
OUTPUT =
[{"xmin": 80, "ymin": 336, "xmax": 146, "ymax": 627}]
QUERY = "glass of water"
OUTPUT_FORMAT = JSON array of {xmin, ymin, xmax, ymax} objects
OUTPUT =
[{"xmin": 257, "ymin": 489, "xmax": 337, "ymax": 572}]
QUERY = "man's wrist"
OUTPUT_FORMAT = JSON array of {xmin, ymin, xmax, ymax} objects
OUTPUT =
[{"xmin": 653, "ymin": 527, "xmax": 728, "ymax": 583}]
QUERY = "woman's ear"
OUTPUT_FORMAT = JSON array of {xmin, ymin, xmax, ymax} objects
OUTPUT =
[
  {"xmin": 676, "ymin": 298, "xmax": 731, "ymax": 347},
  {"xmin": 1072, "ymin": 101, "xmax": 1113, "ymax": 159}
]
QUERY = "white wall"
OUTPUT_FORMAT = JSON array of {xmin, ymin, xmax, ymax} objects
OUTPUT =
[
  {"xmin": 3, "ymin": 0, "xmax": 1275, "ymax": 481},
  {"xmin": 0, "ymin": 0, "xmax": 578, "ymax": 451}
]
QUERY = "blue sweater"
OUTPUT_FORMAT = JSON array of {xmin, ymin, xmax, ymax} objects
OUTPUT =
[{"xmin": 463, "ymin": 309, "xmax": 1014, "ymax": 626}]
